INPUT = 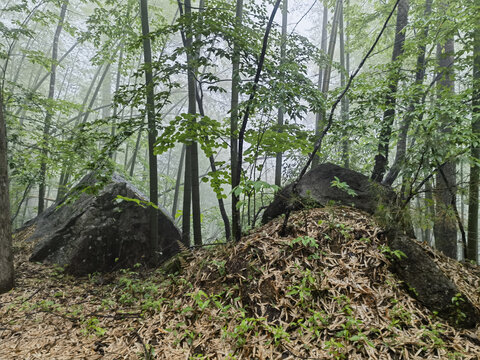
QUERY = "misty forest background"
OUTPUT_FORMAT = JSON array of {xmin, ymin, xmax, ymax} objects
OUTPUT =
[{"xmin": 1, "ymin": 0, "xmax": 479, "ymax": 283}]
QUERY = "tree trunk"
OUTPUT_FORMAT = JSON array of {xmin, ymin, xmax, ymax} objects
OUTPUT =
[
  {"xmin": 467, "ymin": 2, "xmax": 480, "ymax": 262},
  {"xmin": 339, "ymin": 0, "xmax": 350, "ymax": 168},
  {"xmin": 371, "ymin": 0, "xmax": 409, "ymax": 182},
  {"xmin": 312, "ymin": 2, "xmax": 329, "ymax": 168},
  {"xmin": 234, "ymin": 0, "xmax": 283, "ymax": 241},
  {"xmin": 195, "ymin": 79, "xmax": 232, "ymax": 240},
  {"xmin": 231, "ymin": 0, "xmax": 243, "ymax": 242},
  {"xmin": 38, "ymin": 0, "xmax": 68, "ymax": 214},
  {"xmin": 181, "ymin": 0, "xmax": 202, "ymax": 246},
  {"xmin": 313, "ymin": 0, "xmax": 341, "ymax": 167},
  {"xmin": 275, "ymin": 0, "xmax": 287, "ymax": 187},
  {"xmin": 56, "ymin": 63, "xmax": 104, "ymax": 200},
  {"xmin": 140, "ymin": 0, "xmax": 159, "ymax": 257},
  {"xmin": 0, "ymin": 90, "xmax": 14, "ymax": 293},
  {"xmin": 172, "ymin": 144, "xmax": 185, "ymax": 219},
  {"xmin": 434, "ymin": 33, "xmax": 457, "ymax": 259},
  {"xmin": 182, "ymin": 144, "xmax": 192, "ymax": 246},
  {"xmin": 383, "ymin": 0, "xmax": 432, "ymax": 186},
  {"xmin": 111, "ymin": 46, "xmax": 124, "ymax": 162}
]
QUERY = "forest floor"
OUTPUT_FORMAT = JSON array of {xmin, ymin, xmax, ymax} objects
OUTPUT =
[{"xmin": 1, "ymin": 206, "xmax": 480, "ymax": 359}]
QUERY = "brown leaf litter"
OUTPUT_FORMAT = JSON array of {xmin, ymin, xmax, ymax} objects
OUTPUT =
[{"xmin": 1, "ymin": 206, "xmax": 480, "ymax": 359}]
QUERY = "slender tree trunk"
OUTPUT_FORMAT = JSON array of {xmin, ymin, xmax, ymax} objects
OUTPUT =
[
  {"xmin": 129, "ymin": 127, "xmax": 142, "ymax": 177},
  {"xmin": 383, "ymin": 0, "xmax": 431, "ymax": 186},
  {"xmin": 172, "ymin": 144, "xmax": 186, "ymax": 219},
  {"xmin": 234, "ymin": 0, "xmax": 283, "ymax": 241},
  {"xmin": 140, "ymin": 0, "xmax": 159, "ymax": 257},
  {"xmin": 434, "ymin": 30, "xmax": 457, "ymax": 259},
  {"xmin": 313, "ymin": 0, "xmax": 339, "ymax": 167},
  {"xmin": 275, "ymin": 0, "xmax": 287, "ymax": 186},
  {"xmin": 321, "ymin": 0, "xmax": 341, "ymax": 94},
  {"xmin": 182, "ymin": 144, "xmax": 192, "ymax": 246},
  {"xmin": 0, "ymin": 90, "xmax": 14, "ymax": 293},
  {"xmin": 56, "ymin": 63, "xmax": 104, "ymax": 200},
  {"xmin": 38, "ymin": 1, "xmax": 68, "ymax": 214},
  {"xmin": 11, "ymin": 40, "xmax": 79, "ymax": 116},
  {"xmin": 371, "ymin": 0, "xmax": 409, "ymax": 182},
  {"xmin": 231, "ymin": 0, "xmax": 243, "ymax": 242},
  {"xmin": 181, "ymin": 0, "xmax": 202, "ymax": 246},
  {"xmin": 312, "ymin": 3, "xmax": 327, "ymax": 168},
  {"xmin": 339, "ymin": 0, "xmax": 350, "ymax": 168},
  {"xmin": 195, "ymin": 78, "xmax": 232, "ymax": 240},
  {"xmin": 111, "ymin": 46, "xmax": 124, "ymax": 162},
  {"xmin": 467, "ymin": 2, "xmax": 480, "ymax": 262},
  {"xmin": 101, "ymin": 67, "xmax": 112, "ymax": 150}
]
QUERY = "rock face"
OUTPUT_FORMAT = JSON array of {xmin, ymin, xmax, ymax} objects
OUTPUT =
[
  {"xmin": 262, "ymin": 163, "xmax": 395, "ymax": 224},
  {"xmin": 387, "ymin": 234, "xmax": 479, "ymax": 328},
  {"xmin": 28, "ymin": 173, "xmax": 181, "ymax": 275}
]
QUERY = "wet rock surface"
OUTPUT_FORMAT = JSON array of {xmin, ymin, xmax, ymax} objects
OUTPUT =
[
  {"xmin": 262, "ymin": 162, "xmax": 395, "ymax": 224},
  {"xmin": 27, "ymin": 172, "xmax": 181, "ymax": 275}
]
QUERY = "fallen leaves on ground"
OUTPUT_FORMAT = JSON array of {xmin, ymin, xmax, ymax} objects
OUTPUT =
[{"xmin": 1, "ymin": 206, "xmax": 480, "ymax": 359}]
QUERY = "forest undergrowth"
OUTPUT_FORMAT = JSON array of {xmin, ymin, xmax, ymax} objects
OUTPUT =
[{"xmin": 1, "ymin": 206, "xmax": 480, "ymax": 359}]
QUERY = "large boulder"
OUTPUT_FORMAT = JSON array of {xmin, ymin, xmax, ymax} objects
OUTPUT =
[
  {"xmin": 262, "ymin": 163, "xmax": 395, "ymax": 224},
  {"xmin": 387, "ymin": 234, "xmax": 479, "ymax": 328},
  {"xmin": 27, "ymin": 173, "xmax": 181, "ymax": 275}
]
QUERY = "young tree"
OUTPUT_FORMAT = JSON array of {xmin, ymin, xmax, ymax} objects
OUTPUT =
[
  {"xmin": 38, "ymin": 0, "xmax": 68, "ymax": 214},
  {"xmin": 371, "ymin": 0, "xmax": 409, "ymax": 182},
  {"xmin": 339, "ymin": 0, "xmax": 350, "ymax": 168},
  {"xmin": 230, "ymin": 0, "xmax": 244, "ymax": 242},
  {"xmin": 0, "ymin": 90, "xmax": 14, "ymax": 293},
  {"xmin": 274, "ymin": 0, "xmax": 287, "ymax": 186},
  {"xmin": 383, "ymin": 0, "xmax": 432, "ymax": 186},
  {"xmin": 467, "ymin": 0, "xmax": 480, "ymax": 262},
  {"xmin": 434, "ymin": 11, "xmax": 457, "ymax": 259},
  {"xmin": 139, "ymin": 0, "xmax": 159, "ymax": 256}
]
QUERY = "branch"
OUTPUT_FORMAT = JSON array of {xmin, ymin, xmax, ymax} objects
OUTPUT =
[
  {"xmin": 295, "ymin": 0, "xmax": 401, "ymax": 185},
  {"xmin": 279, "ymin": 0, "xmax": 401, "ymax": 236}
]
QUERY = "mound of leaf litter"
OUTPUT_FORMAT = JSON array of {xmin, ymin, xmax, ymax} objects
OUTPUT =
[{"xmin": 2, "ymin": 206, "xmax": 480, "ymax": 359}]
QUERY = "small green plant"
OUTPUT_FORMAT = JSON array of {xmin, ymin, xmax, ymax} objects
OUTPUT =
[
  {"xmin": 421, "ymin": 323, "xmax": 445, "ymax": 347},
  {"xmin": 187, "ymin": 290, "xmax": 211, "ymax": 311},
  {"xmin": 290, "ymin": 236, "xmax": 318, "ymax": 249},
  {"xmin": 223, "ymin": 317, "xmax": 265, "ymax": 347},
  {"xmin": 287, "ymin": 268, "xmax": 317, "ymax": 307},
  {"xmin": 451, "ymin": 293, "xmax": 467, "ymax": 324},
  {"xmin": 380, "ymin": 245, "xmax": 407, "ymax": 260},
  {"xmin": 325, "ymin": 339, "xmax": 346, "ymax": 359},
  {"xmin": 388, "ymin": 304, "xmax": 413, "ymax": 329},
  {"xmin": 331, "ymin": 177, "xmax": 357, "ymax": 197},
  {"xmin": 210, "ymin": 260, "xmax": 226, "ymax": 276},
  {"xmin": 265, "ymin": 324, "xmax": 290, "ymax": 346},
  {"xmin": 82, "ymin": 317, "xmax": 107, "ymax": 336},
  {"xmin": 51, "ymin": 264, "xmax": 65, "ymax": 278}
]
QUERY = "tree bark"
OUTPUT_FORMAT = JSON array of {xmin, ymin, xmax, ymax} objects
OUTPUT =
[
  {"xmin": 140, "ymin": 0, "xmax": 159, "ymax": 257},
  {"xmin": 275, "ymin": 0, "xmax": 287, "ymax": 187},
  {"xmin": 371, "ymin": 0, "xmax": 409, "ymax": 182},
  {"xmin": 312, "ymin": 2, "xmax": 330, "ymax": 168},
  {"xmin": 383, "ymin": 0, "xmax": 432, "ymax": 186},
  {"xmin": 111, "ymin": 46, "xmax": 124, "ymax": 162},
  {"xmin": 38, "ymin": 0, "xmax": 68, "ymax": 214},
  {"xmin": 434, "ymin": 32, "xmax": 457, "ymax": 259},
  {"xmin": 181, "ymin": 0, "xmax": 202, "ymax": 246},
  {"xmin": 339, "ymin": 0, "xmax": 350, "ymax": 169},
  {"xmin": 234, "ymin": 0, "xmax": 283, "ymax": 241},
  {"xmin": 172, "ymin": 144, "xmax": 185, "ymax": 219},
  {"xmin": 231, "ymin": 0, "xmax": 243, "ymax": 242},
  {"xmin": 467, "ymin": 1, "xmax": 480, "ymax": 262},
  {"xmin": 0, "ymin": 90, "xmax": 14, "ymax": 293}
]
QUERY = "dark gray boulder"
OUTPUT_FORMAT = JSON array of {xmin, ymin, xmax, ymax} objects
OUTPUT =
[
  {"xmin": 262, "ymin": 162, "xmax": 395, "ymax": 224},
  {"xmin": 387, "ymin": 234, "xmax": 479, "ymax": 328},
  {"xmin": 27, "ymin": 173, "xmax": 181, "ymax": 275}
]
